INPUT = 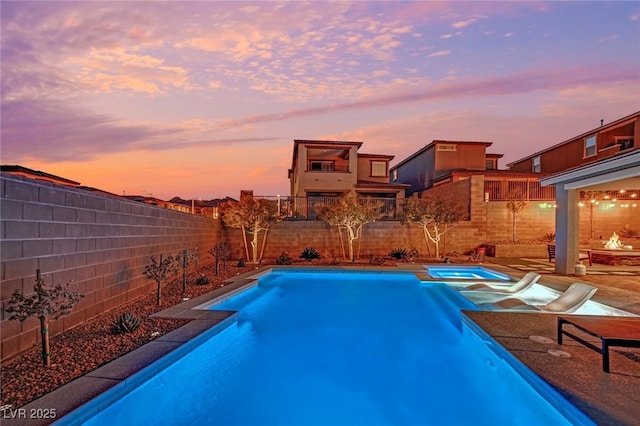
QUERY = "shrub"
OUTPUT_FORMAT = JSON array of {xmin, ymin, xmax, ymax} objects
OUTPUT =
[
  {"xmin": 389, "ymin": 248, "xmax": 408, "ymax": 260},
  {"xmin": 237, "ymin": 258, "xmax": 246, "ymax": 267},
  {"xmin": 208, "ymin": 241, "xmax": 232, "ymax": 276},
  {"xmin": 111, "ymin": 312, "xmax": 140, "ymax": 334},
  {"xmin": 275, "ymin": 252, "xmax": 293, "ymax": 265},
  {"xmin": 143, "ymin": 254, "xmax": 178, "ymax": 305},
  {"xmin": 195, "ymin": 274, "xmax": 209, "ymax": 285},
  {"xmin": 300, "ymin": 247, "xmax": 321, "ymax": 262},
  {"xmin": 7, "ymin": 269, "xmax": 84, "ymax": 366},
  {"xmin": 175, "ymin": 248, "xmax": 199, "ymax": 294},
  {"xmin": 406, "ymin": 248, "xmax": 419, "ymax": 262},
  {"xmin": 619, "ymin": 225, "xmax": 639, "ymax": 238},
  {"xmin": 368, "ymin": 255, "xmax": 386, "ymax": 266},
  {"xmin": 543, "ymin": 232, "xmax": 556, "ymax": 242}
]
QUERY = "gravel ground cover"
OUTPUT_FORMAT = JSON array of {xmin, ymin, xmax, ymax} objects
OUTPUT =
[{"xmin": 0, "ymin": 263, "xmax": 255, "ymax": 409}]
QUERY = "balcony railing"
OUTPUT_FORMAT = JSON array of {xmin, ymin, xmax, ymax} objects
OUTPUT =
[
  {"xmin": 306, "ymin": 164, "xmax": 350, "ymax": 172},
  {"xmin": 484, "ymin": 179, "xmax": 555, "ymax": 201}
]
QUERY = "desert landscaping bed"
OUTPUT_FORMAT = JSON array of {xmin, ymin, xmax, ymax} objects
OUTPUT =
[{"xmin": 0, "ymin": 263, "xmax": 256, "ymax": 409}]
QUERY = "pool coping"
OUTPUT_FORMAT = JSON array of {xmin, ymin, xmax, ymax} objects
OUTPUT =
[{"xmin": 6, "ymin": 264, "xmax": 639, "ymax": 425}]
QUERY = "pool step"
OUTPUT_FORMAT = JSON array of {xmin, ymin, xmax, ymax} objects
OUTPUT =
[{"xmin": 423, "ymin": 284, "xmax": 480, "ymax": 331}]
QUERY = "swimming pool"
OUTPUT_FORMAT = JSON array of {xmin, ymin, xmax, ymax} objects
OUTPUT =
[
  {"xmin": 424, "ymin": 265, "xmax": 511, "ymax": 280},
  {"xmin": 59, "ymin": 269, "xmax": 594, "ymax": 425}
]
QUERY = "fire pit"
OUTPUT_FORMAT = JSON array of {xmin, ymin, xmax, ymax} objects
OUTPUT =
[
  {"xmin": 587, "ymin": 233, "xmax": 640, "ymax": 266},
  {"xmin": 604, "ymin": 232, "xmax": 624, "ymax": 249}
]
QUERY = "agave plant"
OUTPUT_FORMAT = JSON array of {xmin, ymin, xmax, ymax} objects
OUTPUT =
[
  {"xmin": 300, "ymin": 247, "xmax": 321, "ymax": 262},
  {"xmin": 389, "ymin": 248, "xmax": 408, "ymax": 260},
  {"xmin": 111, "ymin": 312, "xmax": 140, "ymax": 334}
]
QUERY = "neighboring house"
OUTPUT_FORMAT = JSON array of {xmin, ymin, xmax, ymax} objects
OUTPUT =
[
  {"xmin": 289, "ymin": 139, "xmax": 408, "ymax": 198},
  {"xmin": 389, "ymin": 140, "xmax": 505, "ymax": 196},
  {"xmin": 124, "ymin": 195, "xmax": 192, "ymax": 213},
  {"xmin": 507, "ymin": 111, "xmax": 639, "ymax": 174},
  {"xmin": 1, "ymin": 164, "xmax": 80, "ymax": 187},
  {"xmin": 1, "ymin": 164, "xmax": 120, "ymax": 198},
  {"xmin": 166, "ymin": 196, "xmax": 236, "ymax": 217},
  {"xmin": 288, "ymin": 139, "xmax": 409, "ymax": 218}
]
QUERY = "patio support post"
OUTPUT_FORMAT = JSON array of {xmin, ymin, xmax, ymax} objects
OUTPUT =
[{"xmin": 555, "ymin": 185, "xmax": 580, "ymax": 275}]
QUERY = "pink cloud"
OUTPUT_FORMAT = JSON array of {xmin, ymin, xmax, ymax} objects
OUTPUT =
[
  {"xmin": 217, "ymin": 63, "xmax": 640, "ymax": 130},
  {"xmin": 427, "ymin": 50, "xmax": 451, "ymax": 58}
]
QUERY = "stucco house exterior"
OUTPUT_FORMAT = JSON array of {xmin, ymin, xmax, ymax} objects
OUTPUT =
[
  {"xmin": 508, "ymin": 111, "xmax": 639, "ymax": 174},
  {"xmin": 288, "ymin": 139, "xmax": 408, "ymax": 218}
]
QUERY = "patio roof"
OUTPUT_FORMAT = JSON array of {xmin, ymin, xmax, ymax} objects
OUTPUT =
[{"xmin": 540, "ymin": 149, "xmax": 640, "ymax": 275}]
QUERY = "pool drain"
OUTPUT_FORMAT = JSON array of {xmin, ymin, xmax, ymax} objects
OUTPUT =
[
  {"xmin": 529, "ymin": 335, "xmax": 554, "ymax": 344},
  {"xmin": 548, "ymin": 349, "xmax": 571, "ymax": 358}
]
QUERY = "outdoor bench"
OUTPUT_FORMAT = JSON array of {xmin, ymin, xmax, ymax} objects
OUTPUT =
[{"xmin": 557, "ymin": 315, "xmax": 640, "ymax": 373}]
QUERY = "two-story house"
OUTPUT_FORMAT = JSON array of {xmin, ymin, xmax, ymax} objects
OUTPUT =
[
  {"xmin": 389, "ymin": 140, "xmax": 504, "ymax": 196},
  {"xmin": 288, "ymin": 139, "xmax": 408, "ymax": 218}
]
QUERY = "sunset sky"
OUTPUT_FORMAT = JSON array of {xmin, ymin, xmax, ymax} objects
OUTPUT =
[{"xmin": 1, "ymin": 1, "xmax": 639, "ymax": 200}]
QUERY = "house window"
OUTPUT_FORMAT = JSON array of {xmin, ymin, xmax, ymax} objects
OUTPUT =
[
  {"xmin": 485, "ymin": 159, "xmax": 495, "ymax": 170},
  {"xmin": 371, "ymin": 161, "xmax": 387, "ymax": 177},
  {"xmin": 584, "ymin": 135, "xmax": 597, "ymax": 157},
  {"xmin": 309, "ymin": 161, "xmax": 334, "ymax": 171},
  {"xmin": 532, "ymin": 156, "xmax": 541, "ymax": 173},
  {"xmin": 392, "ymin": 169, "xmax": 398, "ymax": 181}
]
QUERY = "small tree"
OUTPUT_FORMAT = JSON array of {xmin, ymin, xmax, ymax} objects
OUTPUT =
[
  {"xmin": 6, "ymin": 270, "xmax": 84, "ymax": 367},
  {"xmin": 506, "ymin": 190, "xmax": 527, "ymax": 243},
  {"xmin": 317, "ymin": 193, "xmax": 382, "ymax": 262},
  {"xmin": 208, "ymin": 241, "xmax": 231, "ymax": 276},
  {"xmin": 403, "ymin": 194, "xmax": 466, "ymax": 258},
  {"xmin": 175, "ymin": 248, "xmax": 199, "ymax": 294},
  {"xmin": 220, "ymin": 197, "xmax": 277, "ymax": 264},
  {"xmin": 143, "ymin": 254, "xmax": 178, "ymax": 305}
]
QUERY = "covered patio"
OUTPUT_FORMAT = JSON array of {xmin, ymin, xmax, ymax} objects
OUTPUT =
[{"xmin": 540, "ymin": 150, "xmax": 640, "ymax": 275}]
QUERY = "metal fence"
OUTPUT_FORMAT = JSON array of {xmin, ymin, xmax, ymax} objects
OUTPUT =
[
  {"xmin": 257, "ymin": 180, "xmax": 560, "ymax": 221},
  {"xmin": 483, "ymin": 179, "xmax": 555, "ymax": 201},
  {"xmin": 255, "ymin": 196, "xmax": 403, "ymax": 220}
]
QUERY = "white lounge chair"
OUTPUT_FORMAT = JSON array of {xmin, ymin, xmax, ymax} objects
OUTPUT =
[
  {"xmin": 459, "ymin": 272, "xmax": 541, "ymax": 294},
  {"xmin": 480, "ymin": 282, "xmax": 598, "ymax": 313}
]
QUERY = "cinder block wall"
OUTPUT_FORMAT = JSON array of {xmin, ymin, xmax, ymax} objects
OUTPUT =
[
  {"xmin": 485, "ymin": 202, "xmax": 556, "ymax": 242},
  {"xmin": 578, "ymin": 203, "xmax": 640, "ymax": 243},
  {"xmin": 259, "ymin": 220, "xmax": 485, "ymax": 260},
  {"xmin": 0, "ymin": 174, "xmax": 222, "ymax": 361}
]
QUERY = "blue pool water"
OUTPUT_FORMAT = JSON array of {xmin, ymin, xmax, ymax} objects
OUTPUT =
[
  {"xmin": 61, "ymin": 270, "xmax": 593, "ymax": 425},
  {"xmin": 425, "ymin": 265, "xmax": 511, "ymax": 280}
]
